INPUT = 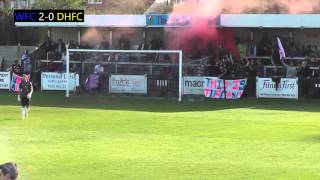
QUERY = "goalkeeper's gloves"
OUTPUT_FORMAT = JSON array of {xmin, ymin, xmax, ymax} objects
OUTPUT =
[{"xmin": 27, "ymin": 94, "xmax": 32, "ymax": 99}]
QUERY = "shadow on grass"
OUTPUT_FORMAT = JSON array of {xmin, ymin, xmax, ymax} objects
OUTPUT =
[
  {"xmin": 298, "ymin": 135, "xmax": 320, "ymax": 143},
  {"xmin": 1, "ymin": 91, "xmax": 320, "ymax": 113},
  {"xmin": 0, "ymin": 118, "xmax": 19, "ymax": 122}
]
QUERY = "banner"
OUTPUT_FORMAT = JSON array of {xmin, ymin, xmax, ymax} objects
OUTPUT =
[
  {"xmin": 204, "ymin": 78, "xmax": 247, "ymax": 99},
  {"xmin": 11, "ymin": 73, "xmax": 30, "ymax": 92},
  {"xmin": 0, "ymin": 72, "xmax": 10, "ymax": 90},
  {"xmin": 225, "ymin": 79, "xmax": 247, "ymax": 99},
  {"xmin": 41, "ymin": 72, "xmax": 78, "ymax": 91},
  {"xmin": 183, "ymin": 76, "xmax": 205, "ymax": 95},
  {"xmin": 110, "ymin": 75, "xmax": 147, "ymax": 94},
  {"xmin": 204, "ymin": 77, "xmax": 225, "ymax": 99},
  {"xmin": 256, "ymin": 78, "xmax": 298, "ymax": 99}
]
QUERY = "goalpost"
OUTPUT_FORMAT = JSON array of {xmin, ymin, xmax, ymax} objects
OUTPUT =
[{"xmin": 66, "ymin": 49, "xmax": 183, "ymax": 102}]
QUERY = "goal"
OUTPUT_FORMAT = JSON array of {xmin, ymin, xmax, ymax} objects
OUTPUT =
[{"xmin": 66, "ymin": 49, "xmax": 183, "ymax": 101}]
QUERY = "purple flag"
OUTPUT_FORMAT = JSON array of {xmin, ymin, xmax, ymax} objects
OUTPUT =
[{"xmin": 277, "ymin": 37, "xmax": 286, "ymax": 60}]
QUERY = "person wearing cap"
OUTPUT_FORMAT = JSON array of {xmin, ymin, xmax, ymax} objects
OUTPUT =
[
  {"xmin": 18, "ymin": 74, "xmax": 33, "ymax": 120},
  {"xmin": 0, "ymin": 162, "xmax": 18, "ymax": 180}
]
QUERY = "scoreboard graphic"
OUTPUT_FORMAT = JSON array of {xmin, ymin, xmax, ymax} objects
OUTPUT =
[{"xmin": 14, "ymin": 10, "xmax": 84, "ymax": 22}]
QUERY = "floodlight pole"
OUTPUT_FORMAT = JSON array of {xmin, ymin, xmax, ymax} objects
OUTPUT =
[{"xmin": 66, "ymin": 49, "xmax": 70, "ymax": 98}]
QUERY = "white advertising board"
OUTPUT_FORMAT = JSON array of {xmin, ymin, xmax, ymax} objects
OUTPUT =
[{"xmin": 110, "ymin": 75, "xmax": 147, "ymax": 94}]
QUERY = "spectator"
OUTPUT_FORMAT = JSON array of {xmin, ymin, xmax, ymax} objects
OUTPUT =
[
  {"xmin": 0, "ymin": 57, "xmax": 4, "ymax": 71},
  {"xmin": 259, "ymin": 33, "xmax": 272, "ymax": 56},
  {"xmin": 216, "ymin": 44, "xmax": 228, "ymax": 60},
  {"xmin": 71, "ymin": 64, "xmax": 80, "ymax": 74},
  {"xmin": 309, "ymin": 58, "xmax": 318, "ymax": 67},
  {"xmin": 99, "ymin": 65, "xmax": 104, "ymax": 74},
  {"xmin": 100, "ymin": 36, "xmax": 110, "ymax": 49},
  {"xmin": 227, "ymin": 54, "xmax": 238, "ymax": 78},
  {"xmin": 298, "ymin": 61, "xmax": 312, "ymax": 78},
  {"xmin": 237, "ymin": 41, "xmax": 247, "ymax": 60},
  {"xmin": 255, "ymin": 59, "xmax": 265, "ymax": 77},
  {"xmin": 287, "ymin": 41, "xmax": 296, "ymax": 57},
  {"xmin": 309, "ymin": 58, "xmax": 319, "ymax": 78},
  {"xmin": 217, "ymin": 56, "xmax": 229, "ymax": 78},
  {"xmin": 47, "ymin": 60, "xmax": 57, "ymax": 72},
  {"xmin": 117, "ymin": 53, "xmax": 129, "ymax": 63},
  {"xmin": 58, "ymin": 53, "xmax": 67, "ymax": 72},
  {"xmin": 247, "ymin": 39, "xmax": 257, "ymax": 57},
  {"xmin": 295, "ymin": 46, "xmax": 303, "ymax": 57},
  {"xmin": 94, "ymin": 64, "xmax": 104, "ymax": 74},
  {"xmin": 150, "ymin": 35, "xmax": 163, "ymax": 50},
  {"xmin": 44, "ymin": 37, "xmax": 55, "ymax": 52},
  {"xmin": 21, "ymin": 50, "xmax": 32, "ymax": 74},
  {"xmin": 80, "ymin": 41, "xmax": 91, "ymax": 49},
  {"xmin": 283, "ymin": 61, "xmax": 297, "ymax": 78},
  {"xmin": 236, "ymin": 60, "xmax": 246, "ymax": 78},
  {"xmin": 68, "ymin": 40, "xmax": 78, "ymax": 49},
  {"xmin": 298, "ymin": 60, "xmax": 312, "ymax": 98},
  {"xmin": 245, "ymin": 58, "xmax": 257, "ymax": 78},
  {"xmin": 137, "ymin": 41, "xmax": 147, "ymax": 50},
  {"xmin": 271, "ymin": 46, "xmax": 282, "ymax": 66},
  {"xmin": 0, "ymin": 162, "xmax": 18, "ymax": 180},
  {"xmin": 244, "ymin": 57, "xmax": 256, "ymax": 97},
  {"xmin": 7, "ymin": 60, "xmax": 22, "ymax": 76},
  {"xmin": 271, "ymin": 66, "xmax": 283, "ymax": 90},
  {"xmin": 211, "ymin": 59, "xmax": 220, "ymax": 77},
  {"xmin": 118, "ymin": 36, "xmax": 131, "ymax": 50},
  {"xmin": 315, "ymin": 46, "xmax": 320, "ymax": 57},
  {"xmin": 56, "ymin": 39, "xmax": 66, "ymax": 59}
]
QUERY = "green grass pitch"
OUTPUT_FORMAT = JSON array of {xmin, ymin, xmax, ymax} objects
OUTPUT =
[{"xmin": 1, "ymin": 92, "xmax": 320, "ymax": 179}]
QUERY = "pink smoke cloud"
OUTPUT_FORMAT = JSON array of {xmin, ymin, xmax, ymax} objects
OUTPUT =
[{"xmin": 165, "ymin": 0, "xmax": 319, "ymax": 60}]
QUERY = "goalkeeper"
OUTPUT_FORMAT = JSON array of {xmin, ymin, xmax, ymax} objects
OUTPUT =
[{"xmin": 18, "ymin": 74, "xmax": 33, "ymax": 120}]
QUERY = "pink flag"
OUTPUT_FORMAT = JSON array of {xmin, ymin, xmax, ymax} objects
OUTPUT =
[{"xmin": 277, "ymin": 37, "xmax": 286, "ymax": 60}]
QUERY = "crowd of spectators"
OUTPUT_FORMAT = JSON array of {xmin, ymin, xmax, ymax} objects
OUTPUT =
[
  {"xmin": 44, "ymin": 37, "xmax": 66, "ymax": 61},
  {"xmin": 236, "ymin": 33, "xmax": 320, "ymax": 59},
  {"xmin": 204, "ymin": 46, "xmax": 320, "ymax": 79},
  {"xmin": 34, "ymin": 32, "xmax": 320, "ymax": 81},
  {"xmin": 210, "ymin": 55, "xmax": 320, "ymax": 78},
  {"xmin": 193, "ymin": 32, "xmax": 320, "ymax": 79}
]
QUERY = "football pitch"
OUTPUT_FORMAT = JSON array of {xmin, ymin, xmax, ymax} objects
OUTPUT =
[{"xmin": 1, "ymin": 93, "xmax": 320, "ymax": 179}]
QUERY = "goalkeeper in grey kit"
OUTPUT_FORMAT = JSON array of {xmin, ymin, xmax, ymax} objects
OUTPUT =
[{"xmin": 18, "ymin": 75, "xmax": 33, "ymax": 120}]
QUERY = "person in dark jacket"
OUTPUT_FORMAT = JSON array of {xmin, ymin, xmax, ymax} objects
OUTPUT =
[
  {"xmin": 298, "ymin": 61, "xmax": 312, "ymax": 98},
  {"xmin": 0, "ymin": 162, "xmax": 18, "ymax": 180},
  {"xmin": 18, "ymin": 75, "xmax": 33, "ymax": 120},
  {"xmin": 298, "ymin": 61, "xmax": 312, "ymax": 78}
]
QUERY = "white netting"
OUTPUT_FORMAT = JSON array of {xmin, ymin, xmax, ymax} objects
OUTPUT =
[{"xmin": 66, "ymin": 49, "xmax": 183, "ymax": 101}]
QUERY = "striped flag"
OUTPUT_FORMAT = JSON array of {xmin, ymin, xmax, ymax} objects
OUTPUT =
[{"xmin": 277, "ymin": 37, "xmax": 286, "ymax": 60}]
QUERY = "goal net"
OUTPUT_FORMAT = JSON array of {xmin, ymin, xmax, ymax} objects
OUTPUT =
[{"xmin": 66, "ymin": 49, "xmax": 183, "ymax": 101}]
